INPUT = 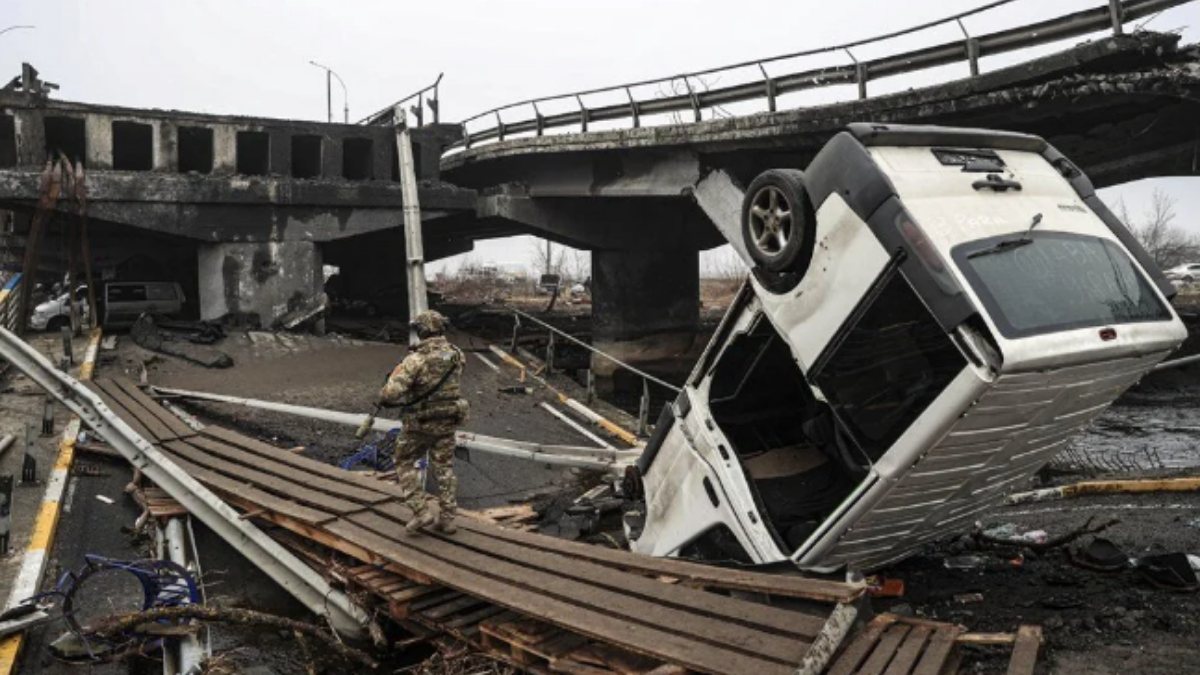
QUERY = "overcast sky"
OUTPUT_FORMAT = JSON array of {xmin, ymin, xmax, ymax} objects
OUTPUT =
[{"xmin": 3, "ymin": 0, "xmax": 1198, "ymax": 274}]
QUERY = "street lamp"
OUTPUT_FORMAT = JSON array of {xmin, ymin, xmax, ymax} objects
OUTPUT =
[
  {"xmin": 0, "ymin": 25, "xmax": 35, "ymax": 38},
  {"xmin": 308, "ymin": 60, "xmax": 348, "ymax": 123}
]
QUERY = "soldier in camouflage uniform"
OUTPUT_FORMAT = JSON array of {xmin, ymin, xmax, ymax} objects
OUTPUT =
[{"xmin": 379, "ymin": 310, "xmax": 468, "ymax": 534}]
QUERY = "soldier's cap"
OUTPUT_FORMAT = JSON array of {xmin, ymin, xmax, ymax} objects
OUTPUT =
[{"xmin": 411, "ymin": 309, "xmax": 449, "ymax": 336}]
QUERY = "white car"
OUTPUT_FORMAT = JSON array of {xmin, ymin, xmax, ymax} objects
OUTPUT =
[
  {"xmin": 626, "ymin": 124, "xmax": 1186, "ymax": 573},
  {"xmin": 29, "ymin": 285, "xmax": 90, "ymax": 331},
  {"xmin": 1164, "ymin": 263, "xmax": 1200, "ymax": 283}
]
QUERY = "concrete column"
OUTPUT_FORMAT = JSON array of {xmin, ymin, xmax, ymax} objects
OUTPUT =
[
  {"xmin": 591, "ymin": 247, "xmax": 700, "ymax": 393},
  {"xmin": 196, "ymin": 241, "xmax": 324, "ymax": 328},
  {"xmin": 84, "ymin": 114, "xmax": 112, "ymax": 170},
  {"xmin": 212, "ymin": 125, "xmax": 237, "ymax": 175},
  {"xmin": 155, "ymin": 120, "xmax": 177, "ymax": 172}
]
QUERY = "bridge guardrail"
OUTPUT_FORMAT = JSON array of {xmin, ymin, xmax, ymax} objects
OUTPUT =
[
  {"xmin": 507, "ymin": 307, "xmax": 681, "ymax": 436},
  {"xmin": 452, "ymin": 0, "xmax": 1193, "ymax": 149},
  {"xmin": 360, "ymin": 73, "xmax": 443, "ymax": 127}
]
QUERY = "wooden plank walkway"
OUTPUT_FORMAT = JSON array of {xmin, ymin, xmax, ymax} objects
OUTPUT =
[
  {"xmin": 826, "ymin": 614, "xmax": 1041, "ymax": 675},
  {"xmin": 95, "ymin": 378, "xmax": 864, "ymax": 675}
]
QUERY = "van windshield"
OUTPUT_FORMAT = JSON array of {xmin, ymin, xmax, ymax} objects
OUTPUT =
[{"xmin": 953, "ymin": 232, "xmax": 1170, "ymax": 339}]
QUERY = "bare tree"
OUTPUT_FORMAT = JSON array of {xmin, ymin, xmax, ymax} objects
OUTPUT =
[{"xmin": 1120, "ymin": 190, "xmax": 1200, "ymax": 269}]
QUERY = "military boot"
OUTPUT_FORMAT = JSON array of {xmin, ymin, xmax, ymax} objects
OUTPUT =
[
  {"xmin": 405, "ymin": 508, "xmax": 436, "ymax": 535},
  {"xmin": 435, "ymin": 512, "xmax": 457, "ymax": 534}
]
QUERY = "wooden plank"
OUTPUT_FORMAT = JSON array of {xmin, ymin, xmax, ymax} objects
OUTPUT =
[
  {"xmin": 156, "ymin": 448, "xmax": 335, "ymax": 526},
  {"xmin": 108, "ymin": 378, "xmax": 197, "ymax": 439},
  {"xmin": 828, "ymin": 615, "xmax": 898, "ymax": 675},
  {"xmin": 201, "ymin": 425, "xmax": 406, "ymax": 498},
  {"xmin": 912, "ymin": 626, "xmax": 962, "ymax": 675},
  {"xmin": 408, "ymin": 589, "xmax": 463, "ymax": 613},
  {"xmin": 353, "ymin": 510, "xmax": 825, "ymax": 640},
  {"xmin": 387, "ymin": 584, "xmax": 442, "ymax": 604},
  {"xmin": 445, "ymin": 604, "xmax": 506, "ymax": 629},
  {"xmin": 321, "ymin": 519, "xmax": 794, "ymax": 675},
  {"xmin": 199, "ymin": 420, "xmax": 856, "ymax": 605},
  {"xmin": 94, "ymin": 379, "xmax": 182, "ymax": 441},
  {"xmin": 186, "ymin": 435, "xmax": 395, "ymax": 506},
  {"xmin": 858, "ymin": 624, "xmax": 912, "ymax": 675},
  {"xmin": 420, "ymin": 594, "xmax": 487, "ymax": 621},
  {"xmin": 1005, "ymin": 625, "xmax": 1041, "ymax": 675},
  {"xmin": 164, "ymin": 440, "xmax": 366, "ymax": 515},
  {"xmin": 345, "ymin": 513, "xmax": 811, "ymax": 664},
  {"xmin": 884, "ymin": 625, "xmax": 933, "ymax": 675},
  {"xmin": 88, "ymin": 382, "xmax": 159, "ymax": 443},
  {"xmin": 452, "ymin": 514, "xmax": 861, "ymax": 603}
]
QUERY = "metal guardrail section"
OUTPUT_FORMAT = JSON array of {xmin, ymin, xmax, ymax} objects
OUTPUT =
[
  {"xmin": 454, "ymin": 0, "xmax": 1193, "ymax": 148},
  {"xmin": 0, "ymin": 326, "xmax": 372, "ymax": 638},
  {"xmin": 360, "ymin": 73, "xmax": 444, "ymax": 127},
  {"xmin": 507, "ymin": 308, "xmax": 682, "ymax": 436},
  {"xmin": 0, "ymin": 275, "xmax": 23, "ymax": 333}
]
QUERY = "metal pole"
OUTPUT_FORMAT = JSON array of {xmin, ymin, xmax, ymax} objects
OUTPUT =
[
  {"xmin": 164, "ymin": 517, "xmax": 206, "ymax": 672},
  {"xmin": 0, "ymin": 25, "xmax": 35, "ymax": 38},
  {"xmin": 637, "ymin": 378, "xmax": 651, "ymax": 437},
  {"xmin": 395, "ymin": 123, "xmax": 428, "ymax": 346},
  {"xmin": 326, "ymin": 70, "xmax": 332, "ymax": 123},
  {"xmin": 1108, "ymin": 0, "xmax": 1124, "ymax": 35}
]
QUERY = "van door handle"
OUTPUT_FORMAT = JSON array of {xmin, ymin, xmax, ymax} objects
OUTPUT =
[{"xmin": 972, "ymin": 173, "xmax": 1022, "ymax": 192}]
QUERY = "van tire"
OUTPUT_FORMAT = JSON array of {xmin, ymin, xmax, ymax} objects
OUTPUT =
[
  {"xmin": 741, "ymin": 169, "xmax": 815, "ymax": 275},
  {"xmin": 45, "ymin": 316, "xmax": 68, "ymax": 333}
]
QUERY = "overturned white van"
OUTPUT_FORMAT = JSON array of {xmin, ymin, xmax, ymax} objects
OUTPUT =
[{"xmin": 626, "ymin": 123, "xmax": 1186, "ymax": 572}]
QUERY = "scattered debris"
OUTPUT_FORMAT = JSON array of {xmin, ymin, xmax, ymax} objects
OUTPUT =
[
  {"xmin": 93, "ymin": 605, "xmax": 376, "ymax": 669},
  {"xmin": 1006, "ymin": 476, "xmax": 1200, "ymax": 505},
  {"xmin": 1136, "ymin": 553, "xmax": 1200, "ymax": 591},
  {"xmin": 977, "ymin": 516, "xmax": 1120, "ymax": 552},
  {"xmin": 1070, "ymin": 537, "xmax": 1130, "ymax": 572},
  {"xmin": 94, "ymin": 495, "xmax": 113, "ymax": 505},
  {"xmin": 131, "ymin": 314, "xmax": 233, "ymax": 368}
]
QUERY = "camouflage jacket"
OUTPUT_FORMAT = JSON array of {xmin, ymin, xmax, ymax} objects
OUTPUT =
[{"xmin": 380, "ymin": 336, "xmax": 468, "ymax": 427}]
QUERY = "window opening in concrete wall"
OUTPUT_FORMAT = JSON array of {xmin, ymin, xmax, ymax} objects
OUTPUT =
[
  {"xmin": 388, "ymin": 137, "xmax": 422, "ymax": 181},
  {"xmin": 236, "ymin": 130, "xmax": 270, "ymax": 175},
  {"xmin": 0, "ymin": 115, "xmax": 15, "ymax": 167},
  {"xmin": 342, "ymin": 137, "xmax": 373, "ymax": 180},
  {"xmin": 111, "ymin": 121, "xmax": 154, "ymax": 171},
  {"xmin": 44, "ymin": 116, "xmax": 86, "ymax": 165},
  {"xmin": 178, "ymin": 126, "xmax": 214, "ymax": 174},
  {"xmin": 291, "ymin": 135, "xmax": 322, "ymax": 178}
]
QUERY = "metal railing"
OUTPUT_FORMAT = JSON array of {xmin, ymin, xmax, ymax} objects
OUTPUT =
[
  {"xmin": 0, "ymin": 274, "xmax": 23, "ymax": 333},
  {"xmin": 507, "ymin": 308, "xmax": 681, "ymax": 436},
  {"xmin": 359, "ymin": 73, "xmax": 443, "ymax": 127},
  {"xmin": 454, "ymin": 0, "xmax": 1191, "ymax": 149}
]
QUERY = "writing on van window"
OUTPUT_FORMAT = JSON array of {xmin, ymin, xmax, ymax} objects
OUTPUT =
[
  {"xmin": 814, "ymin": 272, "xmax": 965, "ymax": 460},
  {"xmin": 954, "ymin": 232, "xmax": 1170, "ymax": 338}
]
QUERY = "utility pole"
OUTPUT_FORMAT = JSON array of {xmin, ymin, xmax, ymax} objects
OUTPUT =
[{"xmin": 308, "ymin": 61, "xmax": 348, "ymax": 123}]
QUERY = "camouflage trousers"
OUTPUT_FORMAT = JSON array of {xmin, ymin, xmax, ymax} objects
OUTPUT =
[{"xmin": 394, "ymin": 428, "xmax": 457, "ymax": 519}]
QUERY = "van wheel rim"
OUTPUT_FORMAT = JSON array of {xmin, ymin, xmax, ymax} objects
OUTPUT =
[{"xmin": 749, "ymin": 186, "xmax": 792, "ymax": 256}]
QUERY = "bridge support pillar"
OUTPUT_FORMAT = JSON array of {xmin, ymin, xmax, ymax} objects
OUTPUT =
[
  {"xmin": 197, "ymin": 241, "xmax": 325, "ymax": 329},
  {"xmin": 591, "ymin": 247, "xmax": 699, "ymax": 395}
]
